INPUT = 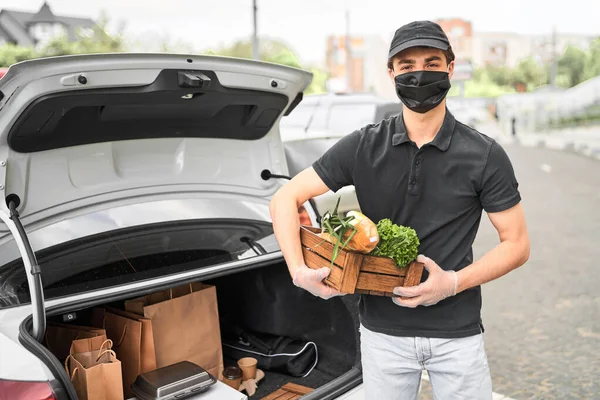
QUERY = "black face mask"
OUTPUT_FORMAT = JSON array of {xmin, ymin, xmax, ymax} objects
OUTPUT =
[{"xmin": 394, "ymin": 70, "xmax": 451, "ymax": 114}]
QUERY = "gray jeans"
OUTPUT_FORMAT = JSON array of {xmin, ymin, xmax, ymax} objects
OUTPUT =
[{"xmin": 360, "ymin": 324, "xmax": 493, "ymax": 400}]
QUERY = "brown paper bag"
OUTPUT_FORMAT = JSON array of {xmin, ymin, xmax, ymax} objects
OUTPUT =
[
  {"xmin": 99, "ymin": 308, "xmax": 157, "ymax": 398},
  {"xmin": 70, "ymin": 335, "xmax": 111, "ymax": 355},
  {"xmin": 125, "ymin": 282, "xmax": 224, "ymax": 380},
  {"xmin": 45, "ymin": 322, "xmax": 106, "ymax": 362},
  {"xmin": 65, "ymin": 338, "xmax": 124, "ymax": 400}
]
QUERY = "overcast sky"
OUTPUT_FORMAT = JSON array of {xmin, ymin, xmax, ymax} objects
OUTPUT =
[{"xmin": 1, "ymin": 0, "xmax": 599, "ymax": 66}]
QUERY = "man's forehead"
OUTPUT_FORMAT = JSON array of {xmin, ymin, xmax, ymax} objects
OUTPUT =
[{"xmin": 393, "ymin": 47, "xmax": 445, "ymax": 62}]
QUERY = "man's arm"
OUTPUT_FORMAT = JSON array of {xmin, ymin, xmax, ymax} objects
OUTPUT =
[
  {"xmin": 271, "ymin": 129, "xmax": 361, "ymax": 299},
  {"xmin": 457, "ymin": 202, "xmax": 529, "ymax": 293},
  {"xmin": 392, "ymin": 203, "xmax": 529, "ymax": 307},
  {"xmin": 269, "ymin": 167, "xmax": 330, "ymax": 278}
]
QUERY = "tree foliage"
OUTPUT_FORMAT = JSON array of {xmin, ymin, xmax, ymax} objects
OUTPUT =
[
  {"xmin": 203, "ymin": 38, "xmax": 326, "ymax": 93},
  {"xmin": 472, "ymin": 37, "xmax": 600, "ymax": 93}
]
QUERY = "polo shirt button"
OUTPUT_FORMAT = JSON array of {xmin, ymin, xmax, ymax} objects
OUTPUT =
[
  {"xmin": 415, "ymin": 160, "xmax": 420, "ymax": 165},
  {"xmin": 411, "ymin": 179, "xmax": 416, "ymax": 185}
]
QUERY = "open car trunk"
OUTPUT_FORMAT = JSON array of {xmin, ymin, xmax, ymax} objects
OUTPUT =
[{"xmin": 21, "ymin": 260, "xmax": 361, "ymax": 399}]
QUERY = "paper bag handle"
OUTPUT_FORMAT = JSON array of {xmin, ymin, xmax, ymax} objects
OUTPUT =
[
  {"xmin": 168, "ymin": 283, "xmax": 194, "ymax": 299},
  {"xmin": 96, "ymin": 349, "xmax": 117, "ymax": 363},
  {"xmin": 64, "ymin": 354, "xmax": 72, "ymax": 374},
  {"xmin": 98, "ymin": 339, "xmax": 113, "ymax": 353},
  {"xmin": 114, "ymin": 325, "xmax": 128, "ymax": 348},
  {"xmin": 64, "ymin": 354, "xmax": 81, "ymax": 381},
  {"xmin": 69, "ymin": 366, "xmax": 78, "ymax": 382}
]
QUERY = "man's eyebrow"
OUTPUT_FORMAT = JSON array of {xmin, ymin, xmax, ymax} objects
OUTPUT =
[
  {"xmin": 425, "ymin": 56, "xmax": 443, "ymax": 62},
  {"xmin": 397, "ymin": 59, "xmax": 416, "ymax": 64}
]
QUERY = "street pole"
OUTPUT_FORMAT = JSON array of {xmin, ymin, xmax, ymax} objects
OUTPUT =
[
  {"xmin": 252, "ymin": 0, "xmax": 259, "ymax": 60},
  {"xmin": 345, "ymin": 9, "xmax": 352, "ymax": 92},
  {"xmin": 550, "ymin": 26, "xmax": 557, "ymax": 87}
]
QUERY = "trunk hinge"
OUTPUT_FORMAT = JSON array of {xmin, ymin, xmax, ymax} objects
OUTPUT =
[{"xmin": 0, "ymin": 156, "xmax": 46, "ymax": 343}]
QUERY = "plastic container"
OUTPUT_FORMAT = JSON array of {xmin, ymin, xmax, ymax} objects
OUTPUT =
[{"xmin": 131, "ymin": 361, "xmax": 216, "ymax": 400}]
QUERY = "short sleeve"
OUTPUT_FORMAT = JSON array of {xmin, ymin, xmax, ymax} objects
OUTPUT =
[
  {"xmin": 479, "ymin": 141, "xmax": 521, "ymax": 213},
  {"xmin": 312, "ymin": 130, "xmax": 361, "ymax": 192}
]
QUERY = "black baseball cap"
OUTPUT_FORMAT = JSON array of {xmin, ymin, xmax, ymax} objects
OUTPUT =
[{"xmin": 388, "ymin": 20, "xmax": 450, "ymax": 59}]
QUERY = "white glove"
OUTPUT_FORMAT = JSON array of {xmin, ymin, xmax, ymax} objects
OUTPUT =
[
  {"xmin": 392, "ymin": 255, "xmax": 458, "ymax": 307},
  {"xmin": 292, "ymin": 264, "xmax": 345, "ymax": 300}
]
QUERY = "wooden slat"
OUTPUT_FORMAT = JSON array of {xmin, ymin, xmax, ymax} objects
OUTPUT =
[
  {"xmin": 261, "ymin": 388, "xmax": 288, "ymax": 400},
  {"xmin": 355, "ymin": 289, "xmax": 395, "ymax": 297},
  {"xmin": 302, "ymin": 249, "xmax": 347, "ymax": 290},
  {"xmin": 339, "ymin": 251, "xmax": 363, "ymax": 293},
  {"xmin": 403, "ymin": 261, "xmax": 424, "ymax": 287},
  {"xmin": 355, "ymin": 271, "xmax": 404, "ymax": 293},
  {"xmin": 281, "ymin": 383, "xmax": 314, "ymax": 395},
  {"xmin": 360, "ymin": 255, "xmax": 407, "ymax": 276},
  {"xmin": 300, "ymin": 226, "xmax": 347, "ymax": 267},
  {"xmin": 276, "ymin": 393, "xmax": 297, "ymax": 400},
  {"xmin": 261, "ymin": 383, "xmax": 313, "ymax": 400}
]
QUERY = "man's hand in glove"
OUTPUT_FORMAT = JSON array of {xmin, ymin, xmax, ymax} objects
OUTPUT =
[
  {"xmin": 392, "ymin": 255, "xmax": 458, "ymax": 307},
  {"xmin": 292, "ymin": 264, "xmax": 345, "ymax": 300}
]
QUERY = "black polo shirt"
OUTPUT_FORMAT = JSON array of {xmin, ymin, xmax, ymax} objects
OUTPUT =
[{"xmin": 312, "ymin": 108, "xmax": 521, "ymax": 338}]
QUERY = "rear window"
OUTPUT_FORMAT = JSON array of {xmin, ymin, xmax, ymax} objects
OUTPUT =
[
  {"xmin": 327, "ymin": 103, "xmax": 376, "ymax": 133},
  {"xmin": 280, "ymin": 102, "xmax": 317, "ymax": 130},
  {"xmin": 284, "ymin": 138, "xmax": 342, "ymax": 176},
  {"xmin": 0, "ymin": 219, "xmax": 279, "ymax": 308},
  {"xmin": 8, "ymin": 69, "xmax": 289, "ymax": 153}
]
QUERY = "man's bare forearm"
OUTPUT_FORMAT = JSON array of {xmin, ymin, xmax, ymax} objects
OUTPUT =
[
  {"xmin": 270, "ymin": 190, "xmax": 304, "ymax": 277},
  {"xmin": 457, "ymin": 238, "xmax": 529, "ymax": 293}
]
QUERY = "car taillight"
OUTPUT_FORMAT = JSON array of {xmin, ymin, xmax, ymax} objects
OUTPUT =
[
  {"xmin": 298, "ymin": 205, "xmax": 312, "ymax": 226},
  {"xmin": 0, "ymin": 379, "xmax": 57, "ymax": 400}
]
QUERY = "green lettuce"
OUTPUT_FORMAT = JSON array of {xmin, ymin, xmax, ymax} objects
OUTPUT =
[{"xmin": 370, "ymin": 218, "xmax": 420, "ymax": 268}]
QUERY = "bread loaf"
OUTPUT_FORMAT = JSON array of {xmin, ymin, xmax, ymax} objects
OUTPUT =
[{"xmin": 320, "ymin": 211, "xmax": 379, "ymax": 253}]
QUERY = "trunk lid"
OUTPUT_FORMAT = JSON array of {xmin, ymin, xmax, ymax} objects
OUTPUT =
[
  {"xmin": 0, "ymin": 53, "xmax": 311, "ymax": 233},
  {"xmin": 0, "ymin": 53, "xmax": 312, "ymax": 342}
]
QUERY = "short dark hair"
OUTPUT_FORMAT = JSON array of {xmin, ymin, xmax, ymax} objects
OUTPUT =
[{"xmin": 387, "ymin": 45, "xmax": 455, "ymax": 71}]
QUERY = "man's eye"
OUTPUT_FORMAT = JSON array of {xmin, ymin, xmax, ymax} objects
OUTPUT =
[
  {"xmin": 427, "ymin": 63, "xmax": 440, "ymax": 68},
  {"xmin": 401, "ymin": 65, "xmax": 411, "ymax": 70}
]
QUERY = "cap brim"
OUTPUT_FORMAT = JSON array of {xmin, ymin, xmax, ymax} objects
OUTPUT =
[{"xmin": 388, "ymin": 38, "xmax": 449, "ymax": 59}]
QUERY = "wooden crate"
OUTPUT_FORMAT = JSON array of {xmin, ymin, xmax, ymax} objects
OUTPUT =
[
  {"xmin": 261, "ymin": 383, "xmax": 313, "ymax": 400},
  {"xmin": 300, "ymin": 225, "xmax": 424, "ymax": 297}
]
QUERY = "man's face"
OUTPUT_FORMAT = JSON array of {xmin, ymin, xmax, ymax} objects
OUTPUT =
[{"xmin": 388, "ymin": 46, "xmax": 454, "ymax": 81}]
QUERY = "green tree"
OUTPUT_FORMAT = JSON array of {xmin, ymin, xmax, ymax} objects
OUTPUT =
[
  {"xmin": 557, "ymin": 45, "xmax": 588, "ymax": 88},
  {"xmin": 484, "ymin": 65, "xmax": 514, "ymax": 87},
  {"xmin": 203, "ymin": 38, "xmax": 326, "ymax": 93},
  {"xmin": 39, "ymin": 13, "xmax": 126, "ymax": 57},
  {"xmin": 513, "ymin": 57, "xmax": 548, "ymax": 89},
  {"xmin": 0, "ymin": 44, "xmax": 36, "ymax": 67},
  {"xmin": 0, "ymin": 12, "xmax": 126, "ymax": 66},
  {"xmin": 583, "ymin": 37, "xmax": 600, "ymax": 81}
]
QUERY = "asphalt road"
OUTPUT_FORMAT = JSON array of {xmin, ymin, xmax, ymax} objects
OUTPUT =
[
  {"xmin": 475, "ymin": 142, "xmax": 600, "ymax": 399},
  {"xmin": 417, "ymin": 136, "xmax": 600, "ymax": 399}
]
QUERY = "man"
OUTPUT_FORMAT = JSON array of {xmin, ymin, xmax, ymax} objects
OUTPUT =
[{"xmin": 270, "ymin": 20, "xmax": 529, "ymax": 399}]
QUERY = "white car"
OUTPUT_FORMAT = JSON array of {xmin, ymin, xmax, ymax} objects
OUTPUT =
[
  {"xmin": 280, "ymin": 127, "xmax": 361, "ymax": 217},
  {"xmin": 0, "ymin": 54, "xmax": 364, "ymax": 400},
  {"xmin": 278, "ymin": 93, "xmax": 405, "ymax": 217}
]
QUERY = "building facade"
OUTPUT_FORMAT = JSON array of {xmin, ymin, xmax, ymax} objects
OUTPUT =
[{"xmin": 0, "ymin": 2, "xmax": 95, "ymax": 49}]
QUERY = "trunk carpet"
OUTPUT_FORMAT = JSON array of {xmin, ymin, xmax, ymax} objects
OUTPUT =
[{"xmin": 224, "ymin": 355, "xmax": 336, "ymax": 398}]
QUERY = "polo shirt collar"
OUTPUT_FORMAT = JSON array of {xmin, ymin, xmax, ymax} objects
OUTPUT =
[{"xmin": 392, "ymin": 108, "xmax": 456, "ymax": 151}]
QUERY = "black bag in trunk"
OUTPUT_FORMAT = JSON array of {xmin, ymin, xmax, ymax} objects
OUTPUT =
[{"xmin": 222, "ymin": 326, "xmax": 318, "ymax": 378}]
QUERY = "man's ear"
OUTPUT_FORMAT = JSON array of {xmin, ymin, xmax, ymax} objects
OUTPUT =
[
  {"xmin": 388, "ymin": 67, "xmax": 396, "ymax": 82},
  {"xmin": 447, "ymin": 60, "xmax": 455, "ymax": 80}
]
